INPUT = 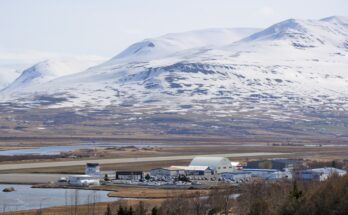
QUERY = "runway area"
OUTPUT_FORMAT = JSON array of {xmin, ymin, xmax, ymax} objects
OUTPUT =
[{"xmin": 0, "ymin": 152, "xmax": 288, "ymax": 171}]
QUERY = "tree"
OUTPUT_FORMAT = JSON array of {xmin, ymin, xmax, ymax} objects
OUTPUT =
[
  {"xmin": 190, "ymin": 192, "xmax": 207, "ymax": 215},
  {"xmin": 236, "ymin": 180, "xmax": 284, "ymax": 215},
  {"xmin": 128, "ymin": 206, "xmax": 134, "ymax": 215},
  {"xmin": 280, "ymin": 180, "xmax": 303, "ymax": 215},
  {"xmin": 158, "ymin": 193, "xmax": 191, "ymax": 215},
  {"xmin": 290, "ymin": 180, "xmax": 303, "ymax": 200},
  {"xmin": 151, "ymin": 207, "xmax": 158, "ymax": 215},
  {"xmin": 104, "ymin": 174, "xmax": 110, "ymax": 181},
  {"xmin": 145, "ymin": 173, "xmax": 151, "ymax": 180},
  {"xmin": 207, "ymin": 208, "xmax": 217, "ymax": 215},
  {"xmin": 105, "ymin": 204, "xmax": 112, "ymax": 215},
  {"xmin": 136, "ymin": 201, "xmax": 147, "ymax": 215},
  {"xmin": 118, "ymin": 205, "xmax": 126, "ymax": 215}
]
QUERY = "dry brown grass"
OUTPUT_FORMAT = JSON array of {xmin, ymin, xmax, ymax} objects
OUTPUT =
[
  {"xmin": 105, "ymin": 185, "xmax": 210, "ymax": 198},
  {"xmin": 2, "ymin": 199, "xmax": 163, "ymax": 215}
]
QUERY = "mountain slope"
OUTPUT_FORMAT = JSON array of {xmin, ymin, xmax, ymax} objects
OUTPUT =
[
  {"xmin": 0, "ymin": 68, "xmax": 22, "ymax": 90},
  {"xmin": 108, "ymin": 28, "xmax": 260, "ymax": 63},
  {"xmin": 2, "ymin": 17, "xmax": 347, "ymax": 108},
  {"xmin": 0, "ymin": 17, "xmax": 347, "ymax": 138},
  {"xmin": 241, "ymin": 17, "xmax": 348, "ymax": 49},
  {"xmin": 2, "ymin": 57, "xmax": 103, "ymax": 92}
]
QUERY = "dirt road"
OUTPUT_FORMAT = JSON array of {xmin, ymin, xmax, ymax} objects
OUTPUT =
[{"xmin": 0, "ymin": 152, "xmax": 288, "ymax": 171}]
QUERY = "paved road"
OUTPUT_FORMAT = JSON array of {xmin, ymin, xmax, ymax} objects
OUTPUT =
[
  {"xmin": 0, "ymin": 152, "xmax": 288, "ymax": 171},
  {"xmin": 0, "ymin": 173, "xmax": 67, "ymax": 184}
]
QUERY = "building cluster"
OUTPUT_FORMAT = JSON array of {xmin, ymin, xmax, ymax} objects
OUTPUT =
[
  {"xmin": 64, "ymin": 157, "xmax": 347, "ymax": 187},
  {"xmin": 296, "ymin": 167, "xmax": 347, "ymax": 181},
  {"xmin": 150, "ymin": 157, "xmax": 240, "ymax": 180},
  {"xmin": 67, "ymin": 163, "xmax": 102, "ymax": 186}
]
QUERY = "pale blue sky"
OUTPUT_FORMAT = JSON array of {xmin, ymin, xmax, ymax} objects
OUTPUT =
[{"xmin": 0, "ymin": 0, "xmax": 347, "ymax": 58}]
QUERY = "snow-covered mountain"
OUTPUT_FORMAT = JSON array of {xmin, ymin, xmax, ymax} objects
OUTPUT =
[
  {"xmin": 1, "ymin": 28, "xmax": 259, "ymax": 93},
  {"xmin": 242, "ymin": 16, "xmax": 348, "ymax": 49},
  {"xmin": 0, "ymin": 17, "xmax": 347, "ymax": 136},
  {"xmin": 0, "ymin": 68, "xmax": 22, "ymax": 90},
  {"xmin": 2, "ymin": 57, "xmax": 103, "ymax": 92},
  {"xmin": 109, "ymin": 28, "xmax": 260, "ymax": 62}
]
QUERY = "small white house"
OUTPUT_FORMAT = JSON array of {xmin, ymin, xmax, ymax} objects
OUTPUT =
[
  {"xmin": 190, "ymin": 157, "xmax": 234, "ymax": 174},
  {"xmin": 68, "ymin": 175, "xmax": 100, "ymax": 186},
  {"xmin": 297, "ymin": 167, "xmax": 346, "ymax": 181}
]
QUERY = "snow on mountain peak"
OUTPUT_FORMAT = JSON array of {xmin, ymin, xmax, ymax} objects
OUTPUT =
[
  {"xmin": 242, "ymin": 17, "xmax": 348, "ymax": 49},
  {"xmin": 108, "ymin": 28, "xmax": 260, "ymax": 63},
  {"xmin": 2, "ymin": 57, "xmax": 102, "ymax": 92},
  {"xmin": 321, "ymin": 16, "xmax": 348, "ymax": 26},
  {"xmin": 1, "ymin": 15, "xmax": 347, "ymax": 124},
  {"xmin": 242, "ymin": 19, "xmax": 308, "ymax": 41},
  {"xmin": 112, "ymin": 40, "xmax": 158, "ymax": 60}
]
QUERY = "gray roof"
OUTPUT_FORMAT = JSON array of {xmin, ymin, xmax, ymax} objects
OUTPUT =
[
  {"xmin": 190, "ymin": 157, "xmax": 230, "ymax": 169},
  {"xmin": 301, "ymin": 167, "xmax": 347, "ymax": 175}
]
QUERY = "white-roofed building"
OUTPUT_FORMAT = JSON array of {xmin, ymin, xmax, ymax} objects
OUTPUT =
[
  {"xmin": 221, "ymin": 172, "xmax": 252, "ymax": 183},
  {"xmin": 150, "ymin": 167, "xmax": 185, "ymax": 178},
  {"xmin": 297, "ymin": 167, "xmax": 346, "ymax": 181},
  {"xmin": 170, "ymin": 165, "xmax": 212, "ymax": 176},
  {"xmin": 68, "ymin": 175, "xmax": 100, "ymax": 186},
  {"xmin": 189, "ymin": 157, "xmax": 234, "ymax": 174},
  {"xmin": 231, "ymin": 162, "xmax": 243, "ymax": 171},
  {"xmin": 243, "ymin": 169, "xmax": 292, "ymax": 180}
]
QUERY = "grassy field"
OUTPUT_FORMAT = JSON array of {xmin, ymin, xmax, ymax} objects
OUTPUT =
[
  {"xmin": 2, "ymin": 199, "xmax": 163, "ymax": 215},
  {"xmin": 1, "ymin": 141, "xmax": 348, "ymax": 174}
]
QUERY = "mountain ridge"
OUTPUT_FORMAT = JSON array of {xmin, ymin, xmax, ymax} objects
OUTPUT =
[
  {"xmin": 0, "ymin": 16, "xmax": 347, "ymax": 138},
  {"xmin": 0, "ymin": 16, "xmax": 347, "ymax": 130}
]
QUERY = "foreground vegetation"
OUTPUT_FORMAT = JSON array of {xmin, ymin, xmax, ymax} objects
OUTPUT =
[
  {"xmin": 7, "ymin": 173, "xmax": 348, "ymax": 215},
  {"xmin": 154, "ymin": 174, "xmax": 348, "ymax": 215}
]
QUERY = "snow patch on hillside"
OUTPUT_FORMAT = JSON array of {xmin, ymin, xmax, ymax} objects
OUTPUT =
[
  {"xmin": 3, "ymin": 57, "xmax": 103, "ymax": 92},
  {"xmin": 0, "ymin": 17, "xmax": 347, "ymax": 124}
]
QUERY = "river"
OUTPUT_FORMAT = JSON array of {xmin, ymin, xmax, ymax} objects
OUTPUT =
[{"xmin": 0, "ymin": 184, "xmax": 123, "ymax": 212}]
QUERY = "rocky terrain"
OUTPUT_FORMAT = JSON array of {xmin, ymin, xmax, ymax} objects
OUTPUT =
[{"xmin": 0, "ymin": 16, "xmax": 347, "ymax": 140}]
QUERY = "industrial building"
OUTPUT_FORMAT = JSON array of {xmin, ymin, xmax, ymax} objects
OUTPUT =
[
  {"xmin": 115, "ymin": 171, "xmax": 144, "ymax": 181},
  {"xmin": 189, "ymin": 157, "xmax": 234, "ymax": 174},
  {"xmin": 66, "ymin": 163, "xmax": 102, "ymax": 186},
  {"xmin": 246, "ymin": 159, "xmax": 300, "ymax": 171},
  {"xmin": 297, "ymin": 167, "xmax": 347, "ymax": 181},
  {"xmin": 150, "ymin": 167, "xmax": 186, "ymax": 178},
  {"xmin": 170, "ymin": 165, "xmax": 212, "ymax": 176},
  {"xmin": 221, "ymin": 172, "xmax": 252, "ymax": 182},
  {"xmin": 242, "ymin": 168, "xmax": 292, "ymax": 180},
  {"xmin": 68, "ymin": 175, "xmax": 100, "ymax": 186},
  {"xmin": 150, "ymin": 156, "xmax": 236, "ymax": 178}
]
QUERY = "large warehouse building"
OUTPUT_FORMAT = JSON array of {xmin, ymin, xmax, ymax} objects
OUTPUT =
[{"xmin": 189, "ymin": 157, "xmax": 234, "ymax": 174}]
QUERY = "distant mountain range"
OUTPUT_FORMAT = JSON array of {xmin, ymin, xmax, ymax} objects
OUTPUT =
[{"xmin": 0, "ymin": 16, "xmax": 347, "ymax": 138}]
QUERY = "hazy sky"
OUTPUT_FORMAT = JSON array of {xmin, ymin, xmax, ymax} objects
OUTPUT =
[{"xmin": 0, "ymin": 0, "xmax": 347, "ymax": 59}]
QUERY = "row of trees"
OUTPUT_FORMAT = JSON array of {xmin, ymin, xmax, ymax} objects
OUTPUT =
[
  {"xmin": 157, "ymin": 187, "xmax": 236, "ymax": 215},
  {"xmin": 104, "ymin": 202, "xmax": 158, "ymax": 215},
  {"xmin": 8, "ymin": 174, "xmax": 347, "ymax": 215},
  {"xmin": 8, "ymin": 159, "xmax": 347, "ymax": 215},
  {"xmin": 101, "ymin": 173, "xmax": 348, "ymax": 215},
  {"xmin": 103, "ymin": 189, "xmax": 235, "ymax": 215},
  {"xmin": 237, "ymin": 174, "xmax": 348, "ymax": 215}
]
